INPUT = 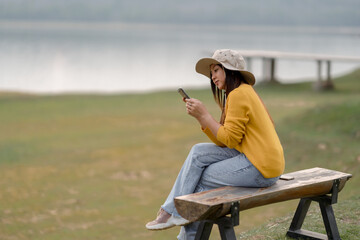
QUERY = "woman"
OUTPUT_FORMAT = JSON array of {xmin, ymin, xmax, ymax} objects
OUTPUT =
[{"xmin": 146, "ymin": 49, "xmax": 285, "ymax": 239}]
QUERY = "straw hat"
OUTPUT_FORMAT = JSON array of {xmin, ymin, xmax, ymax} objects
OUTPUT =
[{"xmin": 195, "ymin": 49, "xmax": 255, "ymax": 85}]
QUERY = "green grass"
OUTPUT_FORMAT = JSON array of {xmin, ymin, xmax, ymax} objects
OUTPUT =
[
  {"xmin": 239, "ymin": 195, "xmax": 360, "ymax": 240},
  {"xmin": 0, "ymin": 69, "xmax": 359, "ymax": 240}
]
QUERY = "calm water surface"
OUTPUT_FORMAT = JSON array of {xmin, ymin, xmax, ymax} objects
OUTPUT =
[{"xmin": 0, "ymin": 22, "xmax": 360, "ymax": 94}]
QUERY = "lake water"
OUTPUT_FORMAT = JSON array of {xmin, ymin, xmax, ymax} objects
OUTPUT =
[{"xmin": 1, "ymin": 21, "xmax": 360, "ymax": 94}]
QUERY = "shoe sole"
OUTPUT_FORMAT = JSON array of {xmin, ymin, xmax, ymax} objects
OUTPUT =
[
  {"xmin": 146, "ymin": 221, "xmax": 190, "ymax": 231},
  {"xmin": 146, "ymin": 224, "xmax": 175, "ymax": 231}
]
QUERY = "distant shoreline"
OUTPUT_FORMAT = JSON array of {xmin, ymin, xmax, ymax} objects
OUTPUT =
[
  {"xmin": 1, "ymin": 20, "xmax": 359, "ymax": 95},
  {"xmin": 1, "ymin": 68, "xmax": 359, "ymax": 96}
]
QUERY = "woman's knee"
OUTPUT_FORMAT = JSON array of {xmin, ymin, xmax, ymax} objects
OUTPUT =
[
  {"xmin": 190, "ymin": 143, "xmax": 213, "ymax": 153},
  {"xmin": 188, "ymin": 143, "xmax": 217, "ymax": 168},
  {"xmin": 189, "ymin": 143, "xmax": 209, "ymax": 159}
]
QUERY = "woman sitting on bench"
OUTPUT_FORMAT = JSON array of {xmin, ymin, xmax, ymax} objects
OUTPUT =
[{"xmin": 146, "ymin": 49, "xmax": 285, "ymax": 240}]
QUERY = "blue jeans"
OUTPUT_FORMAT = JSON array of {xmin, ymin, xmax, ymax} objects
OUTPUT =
[{"xmin": 161, "ymin": 143, "xmax": 279, "ymax": 240}]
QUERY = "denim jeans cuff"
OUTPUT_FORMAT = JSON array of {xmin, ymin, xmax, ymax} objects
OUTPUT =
[{"xmin": 161, "ymin": 204, "xmax": 181, "ymax": 218}]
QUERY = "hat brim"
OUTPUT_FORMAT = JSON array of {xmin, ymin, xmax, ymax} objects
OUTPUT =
[{"xmin": 195, "ymin": 57, "xmax": 256, "ymax": 85}]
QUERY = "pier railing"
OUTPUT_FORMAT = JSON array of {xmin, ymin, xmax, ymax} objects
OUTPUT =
[{"xmin": 238, "ymin": 50, "xmax": 360, "ymax": 90}]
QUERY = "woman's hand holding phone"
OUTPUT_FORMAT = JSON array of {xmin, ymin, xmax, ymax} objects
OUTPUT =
[
  {"xmin": 178, "ymin": 88, "xmax": 207, "ymax": 119},
  {"xmin": 177, "ymin": 87, "xmax": 220, "ymax": 135}
]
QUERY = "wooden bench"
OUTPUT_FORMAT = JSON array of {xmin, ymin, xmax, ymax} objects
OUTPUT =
[{"xmin": 174, "ymin": 167, "xmax": 352, "ymax": 240}]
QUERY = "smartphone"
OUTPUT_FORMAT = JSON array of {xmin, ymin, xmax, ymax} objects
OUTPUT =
[{"xmin": 178, "ymin": 88, "xmax": 190, "ymax": 99}]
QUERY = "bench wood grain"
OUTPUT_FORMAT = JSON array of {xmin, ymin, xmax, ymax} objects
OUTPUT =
[{"xmin": 174, "ymin": 167, "xmax": 352, "ymax": 222}]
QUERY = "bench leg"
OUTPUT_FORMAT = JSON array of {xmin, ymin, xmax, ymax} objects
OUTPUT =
[
  {"xmin": 195, "ymin": 217, "xmax": 237, "ymax": 240},
  {"xmin": 217, "ymin": 217, "xmax": 237, "ymax": 240},
  {"xmin": 319, "ymin": 199, "xmax": 341, "ymax": 240},
  {"xmin": 195, "ymin": 202, "xmax": 239, "ymax": 240},
  {"xmin": 288, "ymin": 198, "xmax": 312, "ymax": 232},
  {"xmin": 195, "ymin": 221, "xmax": 213, "ymax": 240},
  {"xmin": 286, "ymin": 197, "xmax": 341, "ymax": 240}
]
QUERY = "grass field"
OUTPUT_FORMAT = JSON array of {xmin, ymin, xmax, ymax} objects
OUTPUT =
[{"xmin": 1, "ymin": 69, "xmax": 359, "ymax": 240}]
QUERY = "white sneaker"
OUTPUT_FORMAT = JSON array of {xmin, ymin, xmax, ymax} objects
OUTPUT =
[{"xmin": 146, "ymin": 208, "xmax": 190, "ymax": 231}]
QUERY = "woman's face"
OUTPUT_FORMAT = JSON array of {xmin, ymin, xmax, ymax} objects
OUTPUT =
[{"xmin": 210, "ymin": 64, "xmax": 226, "ymax": 90}]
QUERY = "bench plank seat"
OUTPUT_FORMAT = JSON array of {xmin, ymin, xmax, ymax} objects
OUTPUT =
[{"xmin": 174, "ymin": 167, "xmax": 352, "ymax": 222}]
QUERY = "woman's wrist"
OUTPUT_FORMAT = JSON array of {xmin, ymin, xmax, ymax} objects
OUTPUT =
[
  {"xmin": 198, "ymin": 113, "xmax": 221, "ymax": 136},
  {"xmin": 197, "ymin": 113, "xmax": 212, "ymax": 126}
]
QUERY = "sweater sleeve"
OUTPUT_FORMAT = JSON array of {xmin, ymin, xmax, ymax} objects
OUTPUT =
[
  {"xmin": 202, "ymin": 127, "xmax": 226, "ymax": 147},
  {"xmin": 216, "ymin": 90, "xmax": 250, "ymax": 149}
]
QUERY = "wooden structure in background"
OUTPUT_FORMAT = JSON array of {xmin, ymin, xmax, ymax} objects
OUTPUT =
[{"xmin": 239, "ymin": 50, "xmax": 360, "ymax": 91}]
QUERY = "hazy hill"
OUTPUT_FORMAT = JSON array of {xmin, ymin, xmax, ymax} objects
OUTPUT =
[{"xmin": 0, "ymin": 0, "xmax": 359, "ymax": 27}]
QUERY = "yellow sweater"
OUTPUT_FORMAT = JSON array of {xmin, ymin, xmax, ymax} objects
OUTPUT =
[{"xmin": 203, "ymin": 84, "xmax": 285, "ymax": 178}]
